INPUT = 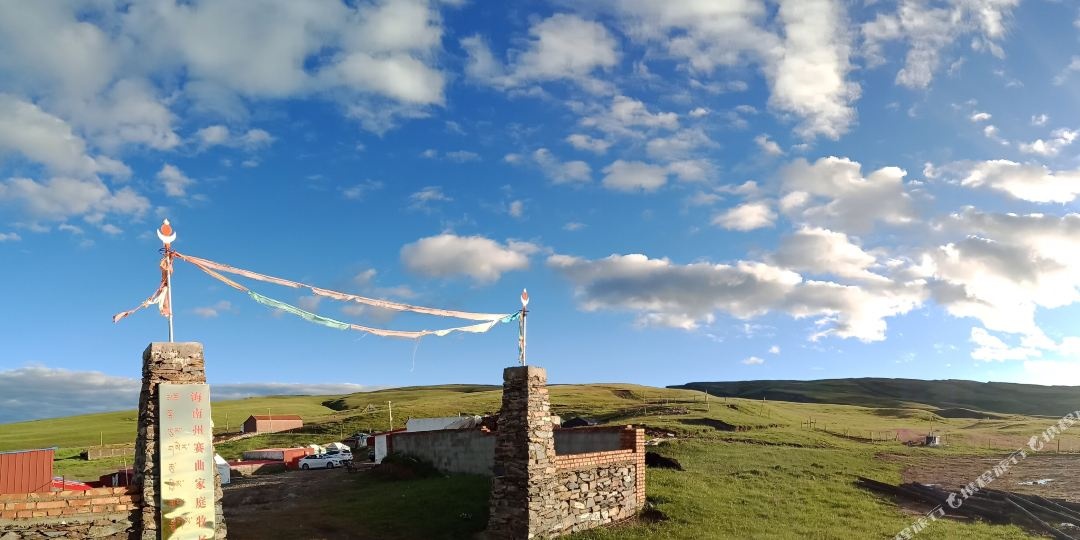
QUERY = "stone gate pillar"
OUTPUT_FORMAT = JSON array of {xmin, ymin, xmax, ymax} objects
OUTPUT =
[
  {"xmin": 487, "ymin": 366, "xmax": 557, "ymax": 539},
  {"xmin": 133, "ymin": 343, "xmax": 226, "ymax": 539}
]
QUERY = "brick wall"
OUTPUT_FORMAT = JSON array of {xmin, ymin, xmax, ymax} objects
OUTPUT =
[
  {"xmin": 0, "ymin": 486, "xmax": 139, "ymax": 539},
  {"xmin": 389, "ymin": 429, "xmax": 496, "ymax": 476}
]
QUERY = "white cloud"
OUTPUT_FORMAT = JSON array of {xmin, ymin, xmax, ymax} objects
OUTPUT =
[
  {"xmin": 754, "ymin": 134, "xmax": 784, "ymax": 156},
  {"xmin": 920, "ymin": 209, "xmax": 1080, "ymax": 351},
  {"xmin": 563, "ymin": 222, "xmax": 585, "ymax": 231},
  {"xmin": 194, "ymin": 300, "xmax": 232, "ymax": 318},
  {"xmin": 688, "ymin": 107, "xmax": 709, "ymax": 118},
  {"xmin": 1018, "ymin": 128, "xmax": 1077, "ymax": 157},
  {"xmin": 196, "ymin": 125, "xmax": 230, "ymax": 146},
  {"xmin": 425, "ymin": 149, "xmax": 480, "ymax": 162},
  {"xmin": 982, "ymin": 124, "xmax": 1007, "ymax": 145},
  {"xmin": 341, "ymin": 179, "xmax": 384, "ymax": 201},
  {"xmin": 970, "ymin": 327, "xmax": 1040, "ymax": 362},
  {"xmin": 532, "ymin": 148, "xmax": 591, "ymax": 184},
  {"xmin": 581, "ymin": 95, "xmax": 679, "ymax": 139},
  {"xmin": 862, "ymin": 0, "xmax": 1019, "ymax": 89},
  {"xmin": 601, "ymin": 160, "xmax": 668, "ymax": 193},
  {"xmin": 1021, "ymin": 360, "xmax": 1080, "ymax": 386},
  {"xmin": 0, "ymin": 0, "xmax": 450, "ymax": 150},
  {"xmin": 445, "ymin": 150, "xmax": 480, "ymax": 163},
  {"xmin": 156, "ymin": 164, "xmax": 194, "ymax": 198},
  {"xmin": 508, "ymin": 200, "xmax": 524, "ymax": 218},
  {"xmin": 667, "ymin": 160, "xmax": 714, "ymax": 183},
  {"xmin": 1031, "ymin": 114, "xmax": 1049, "ymax": 126},
  {"xmin": 0, "ymin": 176, "xmax": 149, "ymax": 222},
  {"xmin": 970, "ymin": 112, "xmax": 991, "ymax": 122},
  {"xmin": 401, "ymin": 234, "xmax": 538, "ymax": 283},
  {"xmin": 0, "ymin": 95, "xmax": 129, "ymax": 178},
  {"xmin": 462, "ymin": 14, "xmax": 618, "ymax": 93},
  {"xmin": 961, "ymin": 160, "xmax": 1080, "ymax": 203},
  {"xmin": 298, "ymin": 295, "xmax": 322, "ymax": 313},
  {"xmin": 772, "ymin": 227, "xmax": 886, "ymax": 282},
  {"xmin": 408, "ymin": 186, "xmax": 452, "ymax": 211},
  {"xmin": 713, "ymin": 202, "xmax": 776, "ymax": 231},
  {"xmin": 565, "ymin": 133, "xmax": 611, "ymax": 154},
  {"xmin": 548, "ymin": 252, "xmax": 923, "ymax": 341},
  {"xmin": 780, "ymin": 156, "xmax": 916, "ymax": 234},
  {"xmin": 0, "ymin": 365, "xmax": 377, "ymax": 423},
  {"xmin": 0, "ymin": 232, "xmax": 20, "ymax": 242},
  {"xmin": 742, "ymin": 356, "xmax": 765, "ymax": 365},
  {"xmin": 1053, "ymin": 56, "xmax": 1080, "ymax": 85},
  {"xmin": 645, "ymin": 128, "xmax": 712, "ymax": 161},
  {"xmin": 607, "ymin": 1, "xmax": 858, "ymax": 139},
  {"xmin": 768, "ymin": 345, "xmax": 781, "ymax": 354},
  {"xmin": 767, "ymin": 0, "xmax": 859, "ymax": 139}
]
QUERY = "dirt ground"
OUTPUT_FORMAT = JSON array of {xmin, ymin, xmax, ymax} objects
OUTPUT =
[
  {"xmin": 222, "ymin": 463, "xmax": 373, "ymax": 540},
  {"xmin": 890, "ymin": 453, "xmax": 1080, "ymax": 501}
]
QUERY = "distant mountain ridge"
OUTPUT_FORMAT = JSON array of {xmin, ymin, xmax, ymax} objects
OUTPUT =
[{"xmin": 670, "ymin": 378, "xmax": 1080, "ymax": 417}]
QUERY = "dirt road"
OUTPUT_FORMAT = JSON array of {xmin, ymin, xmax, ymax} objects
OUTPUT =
[
  {"xmin": 893, "ymin": 453, "xmax": 1080, "ymax": 501},
  {"xmin": 222, "ymin": 463, "xmax": 373, "ymax": 540}
]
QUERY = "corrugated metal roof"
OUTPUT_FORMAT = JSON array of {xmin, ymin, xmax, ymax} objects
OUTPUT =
[
  {"xmin": 0, "ymin": 447, "xmax": 58, "ymax": 456},
  {"xmin": 247, "ymin": 415, "xmax": 303, "ymax": 421}
]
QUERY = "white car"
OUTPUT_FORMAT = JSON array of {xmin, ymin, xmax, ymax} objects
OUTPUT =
[{"xmin": 298, "ymin": 453, "xmax": 349, "ymax": 470}]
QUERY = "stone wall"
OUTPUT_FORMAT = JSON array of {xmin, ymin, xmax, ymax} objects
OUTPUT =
[
  {"xmin": 486, "ymin": 366, "xmax": 646, "ymax": 539},
  {"xmin": 0, "ymin": 486, "xmax": 139, "ymax": 539},
  {"xmin": 85, "ymin": 444, "xmax": 136, "ymax": 461},
  {"xmin": 388, "ymin": 430, "xmax": 496, "ymax": 476},
  {"xmin": 133, "ymin": 342, "xmax": 226, "ymax": 540}
]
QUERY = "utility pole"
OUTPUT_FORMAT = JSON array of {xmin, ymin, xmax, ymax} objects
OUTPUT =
[{"xmin": 388, "ymin": 401, "xmax": 393, "ymax": 431}]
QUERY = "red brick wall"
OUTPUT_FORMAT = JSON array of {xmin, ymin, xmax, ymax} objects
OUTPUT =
[{"xmin": 0, "ymin": 486, "xmax": 140, "ymax": 520}]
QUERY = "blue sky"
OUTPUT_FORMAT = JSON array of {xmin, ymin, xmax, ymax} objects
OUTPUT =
[{"xmin": 3, "ymin": 0, "xmax": 1080, "ymax": 422}]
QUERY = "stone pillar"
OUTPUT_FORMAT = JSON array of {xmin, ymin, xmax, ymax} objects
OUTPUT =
[
  {"xmin": 133, "ymin": 343, "xmax": 226, "ymax": 540},
  {"xmin": 487, "ymin": 366, "xmax": 557, "ymax": 539}
]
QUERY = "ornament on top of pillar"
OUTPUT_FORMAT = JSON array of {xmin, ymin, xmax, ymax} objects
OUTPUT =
[{"xmin": 157, "ymin": 219, "xmax": 177, "ymax": 342}]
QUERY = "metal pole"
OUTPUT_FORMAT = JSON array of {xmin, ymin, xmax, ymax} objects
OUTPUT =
[
  {"xmin": 167, "ymin": 254, "xmax": 174, "ymax": 342},
  {"xmin": 519, "ymin": 289, "xmax": 529, "ymax": 366}
]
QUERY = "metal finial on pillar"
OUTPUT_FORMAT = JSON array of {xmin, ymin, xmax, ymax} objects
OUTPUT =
[
  {"xmin": 519, "ymin": 289, "xmax": 529, "ymax": 366},
  {"xmin": 157, "ymin": 219, "xmax": 177, "ymax": 342}
]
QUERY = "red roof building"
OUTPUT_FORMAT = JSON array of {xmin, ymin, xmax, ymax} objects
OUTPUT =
[{"xmin": 242, "ymin": 415, "xmax": 303, "ymax": 434}]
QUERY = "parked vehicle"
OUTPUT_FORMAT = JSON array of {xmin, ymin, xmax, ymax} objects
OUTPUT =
[{"xmin": 298, "ymin": 453, "xmax": 349, "ymax": 470}]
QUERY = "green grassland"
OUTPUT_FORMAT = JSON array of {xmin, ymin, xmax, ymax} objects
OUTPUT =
[{"xmin": 3, "ymin": 380, "xmax": 1073, "ymax": 538}]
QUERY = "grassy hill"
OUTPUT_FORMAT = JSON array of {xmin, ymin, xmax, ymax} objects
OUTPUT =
[
  {"xmin": 672, "ymin": 377, "xmax": 1080, "ymax": 417},
  {"xmin": 3, "ymin": 378, "xmax": 1072, "ymax": 538}
]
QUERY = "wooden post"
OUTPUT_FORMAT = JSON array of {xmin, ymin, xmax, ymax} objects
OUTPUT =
[{"xmin": 388, "ymin": 401, "xmax": 393, "ymax": 431}]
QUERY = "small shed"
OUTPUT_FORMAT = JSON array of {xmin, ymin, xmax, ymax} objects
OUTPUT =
[
  {"xmin": 242, "ymin": 414, "xmax": 303, "ymax": 434},
  {"xmin": 0, "ymin": 448, "xmax": 55, "ymax": 494}
]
